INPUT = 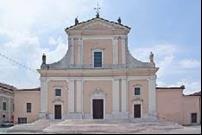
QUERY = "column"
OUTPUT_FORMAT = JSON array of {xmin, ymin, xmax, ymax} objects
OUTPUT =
[
  {"xmin": 112, "ymin": 79, "xmax": 120, "ymax": 113},
  {"xmin": 8, "ymin": 97, "xmax": 11, "ymax": 121},
  {"xmin": 113, "ymin": 37, "xmax": 119, "ymax": 64},
  {"xmin": 70, "ymin": 38, "xmax": 75, "ymax": 65},
  {"xmin": 148, "ymin": 75, "xmax": 157, "ymax": 118},
  {"xmin": 39, "ymin": 77, "xmax": 48, "ymax": 118},
  {"xmin": 68, "ymin": 80, "xmax": 75, "ymax": 113},
  {"xmin": 80, "ymin": 38, "xmax": 83, "ymax": 65},
  {"xmin": 76, "ymin": 80, "xmax": 82, "ymax": 113},
  {"xmin": 121, "ymin": 78, "xmax": 127, "ymax": 113},
  {"xmin": 77, "ymin": 43, "xmax": 81, "ymax": 65},
  {"xmin": 121, "ymin": 37, "xmax": 126, "ymax": 64}
]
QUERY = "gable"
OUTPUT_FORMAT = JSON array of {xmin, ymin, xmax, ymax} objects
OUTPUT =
[{"xmin": 65, "ymin": 17, "xmax": 130, "ymax": 34}]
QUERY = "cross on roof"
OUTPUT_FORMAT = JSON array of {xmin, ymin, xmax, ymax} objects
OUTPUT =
[{"xmin": 94, "ymin": 2, "xmax": 101, "ymax": 18}]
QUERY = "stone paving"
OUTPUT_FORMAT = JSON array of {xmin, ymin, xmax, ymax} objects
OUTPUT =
[{"xmin": 5, "ymin": 119, "xmax": 201, "ymax": 134}]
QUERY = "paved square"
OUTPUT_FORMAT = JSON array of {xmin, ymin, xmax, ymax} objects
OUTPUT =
[{"xmin": 5, "ymin": 119, "xmax": 201, "ymax": 134}]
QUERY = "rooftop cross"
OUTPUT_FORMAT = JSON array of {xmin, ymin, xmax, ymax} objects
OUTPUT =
[{"xmin": 94, "ymin": 2, "xmax": 101, "ymax": 18}]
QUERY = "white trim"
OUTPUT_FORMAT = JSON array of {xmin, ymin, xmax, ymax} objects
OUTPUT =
[
  {"xmin": 81, "ymin": 38, "xmax": 83, "ymax": 65},
  {"xmin": 112, "ymin": 79, "xmax": 120, "ymax": 113},
  {"xmin": 71, "ymin": 38, "xmax": 75, "ymax": 64},
  {"xmin": 121, "ymin": 78, "xmax": 127, "ymax": 112},
  {"xmin": 40, "ymin": 77, "xmax": 48, "ymax": 118},
  {"xmin": 53, "ymin": 87, "xmax": 62, "ymax": 97},
  {"xmin": 92, "ymin": 48, "xmax": 104, "ymax": 68},
  {"xmin": 68, "ymin": 80, "xmax": 75, "ymax": 113},
  {"xmin": 77, "ymin": 40, "xmax": 81, "ymax": 64},
  {"xmin": 76, "ymin": 80, "xmax": 82, "ymax": 112},
  {"xmin": 131, "ymin": 101, "xmax": 143, "ymax": 119},
  {"xmin": 53, "ymin": 102, "xmax": 64, "ymax": 120},
  {"xmin": 148, "ymin": 75, "xmax": 157, "ymax": 117},
  {"xmin": 81, "ymin": 80, "xmax": 84, "ymax": 119},
  {"xmin": 133, "ymin": 85, "xmax": 142, "ymax": 97},
  {"xmin": 113, "ymin": 38, "xmax": 118, "ymax": 64},
  {"xmin": 72, "ymin": 35, "xmax": 127, "ymax": 40},
  {"xmin": 45, "ymin": 76, "xmax": 151, "ymax": 82},
  {"xmin": 82, "ymin": 35, "xmax": 113, "ymax": 40},
  {"xmin": 47, "ymin": 77, "xmax": 112, "ymax": 82},
  {"xmin": 90, "ymin": 89, "xmax": 106, "ymax": 120},
  {"xmin": 121, "ymin": 38, "xmax": 126, "ymax": 64},
  {"xmin": 128, "ymin": 76, "xmax": 151, "ymax": 80}
]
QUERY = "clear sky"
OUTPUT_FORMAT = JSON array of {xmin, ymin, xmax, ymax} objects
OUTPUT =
[{"xmin": 0, "ymin": 0, "xmax": 201, "ymax": 94}]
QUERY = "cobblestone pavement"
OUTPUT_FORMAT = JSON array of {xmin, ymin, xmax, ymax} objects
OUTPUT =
[{"xmin": 5, "ymin": 119, "xmax": 201, "ymax": 134}]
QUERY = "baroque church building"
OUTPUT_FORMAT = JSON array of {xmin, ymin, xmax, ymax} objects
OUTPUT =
[
  {"xmin": 39, "ymin": 14, "xmax": 158, "ymax": 120},
  {"xmin": 11, "ymin": 14, "xmax": 200, "ymax": 125}
]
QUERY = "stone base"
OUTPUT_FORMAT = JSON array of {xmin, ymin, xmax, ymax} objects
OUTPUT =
[
  {"xmin": 39, "ymin": 112, "xmax": 48, "ymax": 119},
  {"xmin": 66, "ymin": 113, "xmax": 83, "ymax": 119},
  {"xmin": 39, "ymin": 112, "xmax": 157, "ymax": 121},
  {"xmin": 112, "ymin": 112, "xmax": 129, "ymax": 119}
]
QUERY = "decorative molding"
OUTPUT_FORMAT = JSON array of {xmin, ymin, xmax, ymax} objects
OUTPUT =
[
  {"xmin": 131, "ymin": 97, "xmax": 144, "ymax": 102},
  {"xmin": 52, "ymin": 98, "xmax": 64, "ymax": 103},
  {"xmin": 91, "ymin": 88, "xmax": 107, "ymax": 97}
]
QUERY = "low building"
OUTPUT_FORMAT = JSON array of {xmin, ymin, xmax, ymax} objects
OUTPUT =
[
  {"xmin": 157, "ymin": 86, "xmax": 201, "ymax": 125},
  {"xmin": 0, "ymin": 82, "xmax": 15, "ymax": 125},
  {"xmin": 14, "ymin": 88, "xmax": 40, "ymax": 124}
]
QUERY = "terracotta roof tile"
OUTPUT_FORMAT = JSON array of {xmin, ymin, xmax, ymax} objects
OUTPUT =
[
  {"xmin": 188, "ymin": 91, "xmax": 201, "ymax": 96},
  {"xmin": 0, "ymin": 82, "xmax": 17, "ymax": 91}
]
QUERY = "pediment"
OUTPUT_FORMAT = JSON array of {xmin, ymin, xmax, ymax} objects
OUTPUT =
[
  {"xmin": 82, "ymin": 21, "xmax": 115, "ymax": 30},
  {"xmin": 65, "ymin": 18, "xmax": 130, "ymax": 33}
]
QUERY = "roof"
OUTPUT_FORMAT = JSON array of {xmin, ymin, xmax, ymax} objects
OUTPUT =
[
  {"xmin": 18, "ymin": 87, "xmax": 40, "ymax": 91},
  {"xmin": 188, "ymin": 91, "xmax": 201, "ymax": 96},
  {"xmin": 65, "ymin": 17, "xmax": 131, "ymax": 32},
  {"xmin": 0, "ymin": 82, "xmax": 17, "ymax": 92},
  {"xmin": 156, "ymin": 85, "xmax": 185, "ymax": 90}
]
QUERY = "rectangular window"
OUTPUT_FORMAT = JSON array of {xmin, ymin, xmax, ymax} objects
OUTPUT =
[
  {"xmin": 94, "ymin": 52, "xmax": 102, "ymax": 67},
  {"xmin": 18, "ymin": 117, "xmax": 27, "ymax": 124},
  {"xmin": 55, "ymin": 89, "xmax": 61, "ymax": 96},
  {"xmin": 134, "ymin": 87, "xmax": 141, "ymax": 95},
  {"xmin": 26, "ymin": 103, "xmax": 32, "ymax": 113},
  {"xmin": 3, "ymin": 102, "xmax": 6, "ymax": 111},
  {"xmin": 191, "ymin": 113, "xmax": 197, "ymax": 123}
]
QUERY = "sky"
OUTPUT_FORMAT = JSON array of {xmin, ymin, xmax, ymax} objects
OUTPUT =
[{"xmin": 0, "ymin": 0, "xmax": 201, "ymax": 94}]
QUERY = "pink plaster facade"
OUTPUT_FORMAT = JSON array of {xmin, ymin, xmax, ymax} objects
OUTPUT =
[
  {"xmin": 157, "ymin": 88, "xmax": 201, "ymax": 125},
  {"xmin": 83, "ymin": 39, "xmax": 113, "ymax": 65},
  {"xmin": 83, "ymin": 80, "xmax": 112, "ymax": 114},
  {"xmin": 128, "ymin": 80, "xmax": 149, "ymax": 116},
  {"xmin": 14, "ymin": 90, "xmax": 40, "ymax": 124},
  {"xmin": 47, "ymin": 80, "xmax": 68, "ymax": 117}
]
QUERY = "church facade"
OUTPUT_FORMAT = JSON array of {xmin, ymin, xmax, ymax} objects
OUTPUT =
[
  {"xmin": 11, "ymin": 15, "xmax": 201, "ymax": 125},
  {"xmin": 38, "ymin": 15, "xmax": 158, "ymax": 120}
]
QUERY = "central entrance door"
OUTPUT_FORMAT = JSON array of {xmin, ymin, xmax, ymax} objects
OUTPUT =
[
  {"xmin": 54, "ymin": 105, "xmax": 62, "ymax": 119},
  {"xmin": 93, "ymin": 99, "xmax": 104, "ymax": 119},
  {"xmin": 134, "ymin": 104, "xmax": 141, "ymax": 118}
]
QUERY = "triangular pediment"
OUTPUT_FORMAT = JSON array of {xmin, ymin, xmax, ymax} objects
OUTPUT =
[
  {"xmin": 65, "ymin": 17, "xmax": 130, "ymax": 33},
  {"xmin": 82, "ymin": 21, "xmax": 115, "ymax": 30}
]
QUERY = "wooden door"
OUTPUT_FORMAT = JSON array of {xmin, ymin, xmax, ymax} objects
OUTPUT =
[
  {"xmin": 191, "ymin": 113, "xmax": 197, "ymax": 123},
  {"xmin": 55, "ymin": 105, "xmax": 62, "ymax": 119},
  {"xmin": 93, "ymin": 99, "xmax": 104, "ymax": 119},
  {"xmin": 134, "ymin": 104, "xmax": 141, "ymax": 118}
]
